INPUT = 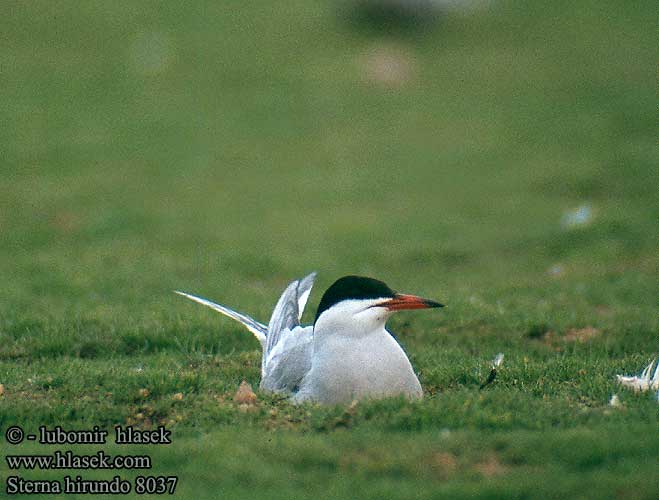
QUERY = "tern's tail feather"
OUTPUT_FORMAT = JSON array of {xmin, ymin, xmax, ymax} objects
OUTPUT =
[{"xmin": 174, "ymin": 290, "xmax": 267, "ymax": 345}]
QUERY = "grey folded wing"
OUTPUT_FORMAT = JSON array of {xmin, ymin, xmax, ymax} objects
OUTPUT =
[
  {"xmin": 260, "ymin": 326, "xmax": 313, "ymax": 393},
  {"xmin": 263, "ymin": 272, "xmax": 316, "ymax": 370},
  {"xmin": 261, "ymin": 272, "xmax": 317, "ymax": 391}
]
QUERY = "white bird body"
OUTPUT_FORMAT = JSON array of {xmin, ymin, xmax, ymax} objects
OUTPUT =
[
  {"xmin": 293, "ymin": 299, "xmax": 422, "ymax": 403},
  {"xmin": 176, "ymin": 273, "xmax": 441, "ymax": 405}
]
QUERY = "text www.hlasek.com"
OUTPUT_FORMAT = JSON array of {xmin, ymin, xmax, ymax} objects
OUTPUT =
[{"xmin": 7, "ymin": 450, "xmax": 151, "ymax": 470}]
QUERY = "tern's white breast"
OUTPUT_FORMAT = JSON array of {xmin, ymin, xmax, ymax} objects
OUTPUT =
[{"xmin": 295, "ymin": 327, "xmax": 422, "ymax": 404}]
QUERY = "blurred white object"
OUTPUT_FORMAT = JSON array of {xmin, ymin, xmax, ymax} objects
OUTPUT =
[
  {"xmin": 480, "ymin": 352, "xmax": 504, "ymax": 389},
  {"xmin": 616, "ymin": 358, "xmax": 659, "ymax": 392},
  {"xmin": 561, "ymin": 203, "xmax": 593, "ymax": 229},
  {"xmin": 492, "ymin": 352, "xmax": 504, "ymax": 368},
  {"xmin": 608, "ymin": 394, "xmax": 621, "ymax": 407},
  {"xmin": 359, "ymin": 43, "xmax": 416, "ymax": 88},
  {"xmin": 547, "ymin": 264, "xmax": 564, "ymax": 277}
]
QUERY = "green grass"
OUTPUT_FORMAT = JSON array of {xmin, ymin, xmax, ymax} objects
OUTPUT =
[{"xmin": 1, "ymin": 0, "xmax": 657, "ymax": 498}]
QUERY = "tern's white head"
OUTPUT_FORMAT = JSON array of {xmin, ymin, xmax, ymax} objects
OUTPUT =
[{"xmin": 313, "ymin": 276, "xmax": 443, "ymax": 337}]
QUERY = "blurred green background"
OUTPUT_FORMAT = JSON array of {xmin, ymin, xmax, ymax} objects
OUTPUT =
[{"xmin": 1, "ymin": 0, "xmax": 657, "ymax": 498}]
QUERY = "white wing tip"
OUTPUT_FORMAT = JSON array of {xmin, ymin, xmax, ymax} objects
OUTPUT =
[{"xmin": 175, "ymin": 290, "xmax": 203, "ymax": 301}]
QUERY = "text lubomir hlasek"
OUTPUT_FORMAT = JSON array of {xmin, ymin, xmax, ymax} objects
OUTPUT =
[{"xmin": 37, "ymin": 425, "xmax": 171, "ymax": 445}]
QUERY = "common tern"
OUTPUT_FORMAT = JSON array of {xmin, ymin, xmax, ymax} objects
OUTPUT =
[{"xmin": 176, "ymin": 273, "xmax": 443, "ymax": 405}]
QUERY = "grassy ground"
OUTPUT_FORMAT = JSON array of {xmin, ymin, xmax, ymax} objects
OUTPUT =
[{"xmin": 1, "ymin": 0, "xmax": 657, "ymax": 498}]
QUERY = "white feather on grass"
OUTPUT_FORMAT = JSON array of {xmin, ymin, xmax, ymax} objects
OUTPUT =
[
  {"xmin": 616, "ymin": 358, "xmax": 659, "ymax": 393},
  {"xmin": 608, "ymin": 394, "xmax": 621, "ymax": 407}
]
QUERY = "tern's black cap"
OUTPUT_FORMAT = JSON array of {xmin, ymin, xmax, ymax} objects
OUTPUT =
[{"xmin": 314, "ymin": 275, "xmax": 395, "ymax": 324}]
